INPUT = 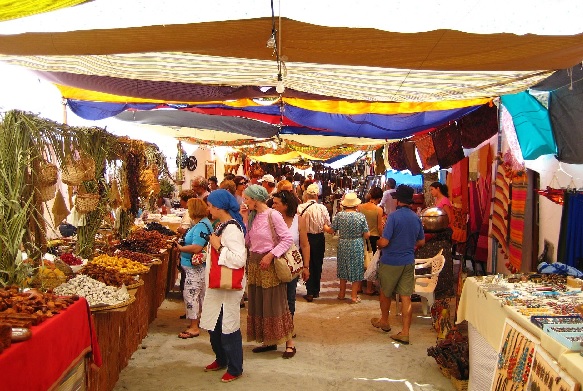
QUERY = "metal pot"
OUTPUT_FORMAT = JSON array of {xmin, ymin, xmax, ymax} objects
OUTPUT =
[{"xmin": 420, "ymin": 207, "xmax": 449, "ymax": 232}]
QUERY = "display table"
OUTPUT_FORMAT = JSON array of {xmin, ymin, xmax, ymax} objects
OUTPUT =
[
  {"xmin": 0, "ymin": 298, "xmax": 100, "ymax": 391},
  {"xmin": 456, "ymin": 277, "xmax": 583, "ymax": 389}
]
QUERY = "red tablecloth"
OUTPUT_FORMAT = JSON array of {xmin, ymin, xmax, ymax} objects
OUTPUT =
[{"xmin": 0, "ymin": 297, "xmax": 101, "ymax": 391}]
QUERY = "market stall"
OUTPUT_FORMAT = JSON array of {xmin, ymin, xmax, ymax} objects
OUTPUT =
[
  {"xmin": 456, "ymin": 276, "xmax": 583, "ymax": 390},
  {"xmin": 0, "ymin": 297, "xmax": 100, "ymax": 391}
]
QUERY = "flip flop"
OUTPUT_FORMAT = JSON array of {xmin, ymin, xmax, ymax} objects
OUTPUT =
[
  {"xmin": 349, "ymin": 297, "xmax": 361, "ymax": 304},
  {"xmin": 178, "ymin": 331, "xmax": 200, "ymax": 339}
]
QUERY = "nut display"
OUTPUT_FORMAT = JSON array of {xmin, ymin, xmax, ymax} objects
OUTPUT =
[
  {"xmin": 54, "ymin": 275, "xmax": 130, "ymax": 306},
  {"xmin": 114, "ymin": 250, "xmax": 156, "ymax": 265},
  {"xmin": 79, "ymin": 263, "xmax": 136, "ymax": 287},
  {"xmin": 90, "ymin": 254, "xmax": 149, "ymax": 275},
  {"xmin": 116, "ymin": 229, "xmax": 170, "ymax": 254}
]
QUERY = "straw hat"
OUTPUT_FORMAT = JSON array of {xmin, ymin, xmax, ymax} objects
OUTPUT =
[
  {"xmin": 341, "ymin": 192, "xmax": 361, "ymax": 207},
  {"xmin": 305, "ymin": 183, "xmax": 320, "ymax": 195}
]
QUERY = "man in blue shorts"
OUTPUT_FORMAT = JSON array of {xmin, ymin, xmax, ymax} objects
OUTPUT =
[{"xmin": 371, "ymin": 184, "xmax": 425, "ymax": 344}]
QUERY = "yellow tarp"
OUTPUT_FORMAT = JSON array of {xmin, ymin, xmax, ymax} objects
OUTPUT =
[
  {"xmin": 285, "ymin": 97, "xmax": 492, "ymax": 115},
  {"xmin": 0, "ymin": 0, "xmax": 88, "ymax": 22},
  {"xmin": 56, "ymin": 85, "xmax": 264, "ymax": 107}
]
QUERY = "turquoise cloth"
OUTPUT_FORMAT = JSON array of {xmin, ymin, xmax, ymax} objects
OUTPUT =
[{"xmin": 501, "ymin": 92, "xmax": 556, "ymax": 160}]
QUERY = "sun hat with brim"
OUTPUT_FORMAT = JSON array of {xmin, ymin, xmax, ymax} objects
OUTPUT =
[
  {"xmin": 305, "ymin": 183, "xmax": 320, "ymax": 195},
  {"xmin": 394, "ymin": 184, "xmax": 414, "ymax": 204},
  {"xmin": 341, "ymin": 192, "xmax": 361, "ymax": 207},
  {"xmin": 258, "ymin": 174, "xmax": 276, "ymax": 184}
]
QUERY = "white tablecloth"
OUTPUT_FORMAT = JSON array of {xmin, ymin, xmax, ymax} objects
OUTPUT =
[{"xmin": 456, "ymin": 277, "xmax": 583, "ymax": 387}]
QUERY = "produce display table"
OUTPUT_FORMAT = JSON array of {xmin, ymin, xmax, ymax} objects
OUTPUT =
[
  {"xmin": 88, "ymin": 256, "xmax": 170, "ymax": 391},
  {"xmin": 456, "ymin": 277, "xmax": 583, "ymax": 390},
  {"xmin": 0, "ymin": 298, "xmax": 100, "ymax": 391}
]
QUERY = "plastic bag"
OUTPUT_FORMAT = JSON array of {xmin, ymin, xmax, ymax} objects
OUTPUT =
[{"xmin": 364, "ymin": 250, "xmax": 380, "ymax": 281}]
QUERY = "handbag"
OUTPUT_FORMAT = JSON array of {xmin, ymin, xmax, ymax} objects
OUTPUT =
[
  {"xmin": 190, "ymin": 221, "xmax": 212, "ymax": 267},
  {"xmin": 267, "ymin": 211, "xmax": 303, "ymax": 283},
  {"xmin": 363, "ymin": 238, "xmax": 373, "ymax": 269},
  {"xmin": 207, "ymin": 221, "xmax": 244, "ymax": 290}
]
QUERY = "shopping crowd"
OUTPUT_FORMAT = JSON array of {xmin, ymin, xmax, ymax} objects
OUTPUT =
[{"xmin": 171, "ymin": 172, "xmax": 427, "ymax": 383}]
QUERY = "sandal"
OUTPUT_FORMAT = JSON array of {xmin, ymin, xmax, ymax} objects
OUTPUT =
[
  {"xmin": 282, "ymin": 346, "xmax": 296, "ymax": 359},
  {"xmin": 178, "ymin": 330, "xmax": 200, "ymax": 339},
  {"xmin": 252, "ymin": 344, "xmax": 277, "ymax": 353},
  {"xmin": 349, "ymin": 297, "xmax": 361, "ymax": 304}
]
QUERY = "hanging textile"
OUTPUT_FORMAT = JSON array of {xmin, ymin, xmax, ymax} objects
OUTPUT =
[
  {"xmin": 548, "ymin": 79, "xmax": 583, "ymax": 163},
  {"xmin": 412, "ymin": 132, "xmax": 438, "ymax": 170},
  {"xmin": 431, "ymin": 123, "xmax": 465, "ymax": 169},
  {"xmin": 507, "ymin": 175, "xmax": 528, "ymax": 273},
  {"xmin": 458, "ymin": 103, "xmax": 499, "ymax": 149},
  {"xmin": 477, "ymin": 144, "xmax": 493, "ymax": 181},
  {"xmin": 475, "ymin": 176, "xmax": 492, "ymax": 265},
  {"xmin": 500, "ymin": 105, "xmax": 524, "ymax": 167},
  {"xmin": 500, "ymin": 93, "xmax": 556, "ymax": 160},
  {"xmin": 386, "ymin": 141, "xmax": 408, "ymax": 171},
  {"xmin": 403, "ymin": 141, "xmax": 422, "ymax": 175},
  {"xmin": 491, "ymin": 164, "xmax": 511, "ymax": 258},
  {"xmin": 374, "ymin": 146, "xmax": 386, "ymax": 174},
  {"xmin": 468, "ymin": 181, "xmax": 482, "ymax": 234},
  {"xmin": 558, "ymin": 192, "xmax": 583, "ymax": 268},
  {"xmin": 448, "ymin": 158, "xmax": 469, "ymax": 242}
]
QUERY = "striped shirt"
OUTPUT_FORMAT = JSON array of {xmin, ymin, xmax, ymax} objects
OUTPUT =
[{"xmin": 297, "ymin": 201, "xmax": 331, "ymax": 234}]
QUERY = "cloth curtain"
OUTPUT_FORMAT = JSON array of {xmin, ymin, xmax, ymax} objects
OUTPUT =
[
  {"xmin": 459, "ymin": 104, "xmax": 499, "ymax": 149},
  {"xmin": 500, "ymin": 93, "xmax": 556, "ymax": 160},
  {"xmin": 491, "ymin": 164, "xmax": 511, "ymax": 258},
  {"xmin": 507, "ymin": 176, "xmax": 528, "ymax": 273},
  {"xmin": 548, "ymin": 79, "xmax": 583, "ymax": 163},
  {"xmin": 432, "ymin": 123, "xmax": 465, "ymax": 169},
  {"xmin": 558, "ymin": 192, "xmax": 583, "ymax": 268},
  {"xmin": 386, "ymin": 140, "xmax": 408, "ymax": 171},
  {"xmin": 413, "ymin": 132, "xmax": 438, "ymax": 170},
  {"xmin": 403, "ymin": 140, "xmax": 422, "ymax": 175}
]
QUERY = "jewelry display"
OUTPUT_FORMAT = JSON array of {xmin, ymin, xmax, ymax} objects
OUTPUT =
[{"xmin": 527, "ymin": 347, "xmax": 579, "ymax": 391}]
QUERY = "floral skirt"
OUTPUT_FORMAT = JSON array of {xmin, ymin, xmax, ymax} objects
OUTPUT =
[{"xmin": 246, "ymin": 251, "xmax": 294, "ymax": 345}]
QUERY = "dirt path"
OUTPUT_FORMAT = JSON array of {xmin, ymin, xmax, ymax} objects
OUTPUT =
[{"xmin": 113, "ymin": 235, "xmax": 455, "ymax": 391}]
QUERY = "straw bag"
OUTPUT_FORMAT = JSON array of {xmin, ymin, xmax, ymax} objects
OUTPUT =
[
  {"xmin": 75, "ymin": 193, "xmax": 100, "ymax": 214},
  {"xmin": 39, "ymin": 183, "xmax": 56, "ymax": 202},
  {"xmin": 267, "ymin": 211, "xmax": 303, "ymax": 283},
  {"xmin": 38, "ymin": 161, "xmax": 58, "ymax": 186}
]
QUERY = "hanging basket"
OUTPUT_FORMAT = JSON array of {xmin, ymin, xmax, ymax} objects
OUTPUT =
[
  {"xmin": 75, "ymin": 193, "xmax": 100, "ymax": 214},
  {"xmin": 38, "ymin": 162, "xmax": 58, "ymax": 186},
  {"xmin": 61, "ymin": 155, "xmax": 96, "ymax": 186},
  {"xmin": 39, "ymin": 183, "xmax": 56, "ymax": 202}
]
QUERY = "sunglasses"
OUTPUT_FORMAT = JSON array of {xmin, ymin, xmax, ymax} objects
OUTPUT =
[{"xmin": 237, "ymin": 182, "xmax": 247, "ymax": 186}]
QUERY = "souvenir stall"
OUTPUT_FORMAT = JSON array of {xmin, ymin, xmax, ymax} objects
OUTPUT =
[
  {"xmin": 457, "ymin": 275, "xmax": 583, "ymax": 390},
  {"xmin": 0, "ymin": 111, "xmax": 177, "ymax": 391}
]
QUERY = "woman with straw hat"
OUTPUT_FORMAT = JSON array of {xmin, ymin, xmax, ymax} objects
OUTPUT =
[{"xmin": 324, "ymin": 192, "xmax": 370, "ymax": 304}]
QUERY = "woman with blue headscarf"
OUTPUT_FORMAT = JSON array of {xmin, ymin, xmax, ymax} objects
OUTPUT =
[
  {"xmin": 199, "ymin": 190, "xmax": 247, "ymax": 383},
  {"xmin": 242, "ymin": 185, "xmax": 296, "ymax": 359}
]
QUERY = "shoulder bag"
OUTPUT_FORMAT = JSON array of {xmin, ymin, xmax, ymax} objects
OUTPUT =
[
  {"xmin": 207, "ymin": 220, "xmax": 245, "ymax": 290},
  {"xmin": 190, "ymin": 221, "xmax": 212, "ymax": 267},
  {"xmin": 267, "ymin": 211, "xmax": 303, "ymax": 283}
]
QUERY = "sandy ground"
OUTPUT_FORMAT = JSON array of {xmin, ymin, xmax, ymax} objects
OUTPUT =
[{"xmin": 113, "ymin": 234, "xmax": 456, "ymax": 391}]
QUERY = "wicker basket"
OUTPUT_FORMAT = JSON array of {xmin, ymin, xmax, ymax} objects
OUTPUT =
[
  {"xmin": 38, "ymin": 162, "xmax": 58, "ymax": 186},
  {"xmin": 75, "ymin": 193, "xmax": 100, "ymax": 213},
  {"xmin": 61, "ymin": 155, "xmax": 96, "ymax": 186},
  {"xmin": 450, "ymin": 377, "xmax": 468, "ymax": 391},
  {"xmin": 39, "ymin": 183, "xmax": 56, "ymax": 202}
]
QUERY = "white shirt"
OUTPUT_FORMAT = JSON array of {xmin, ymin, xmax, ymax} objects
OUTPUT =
[
  {"xmin": 297, "ymin": 200, "xmax": 331, "ymax": 234},
  {"xmin": 199, "ymin": 223, "xmax": 247, "ymax": 334},
  {"xmin": 379, "ymin": 189, "xmax": 397, "ymax": 216}
]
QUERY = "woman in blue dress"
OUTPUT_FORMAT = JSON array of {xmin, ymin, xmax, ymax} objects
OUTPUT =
[{"xmin": 325, "ymin": 192, "xmax": 370, "ymax": 304}]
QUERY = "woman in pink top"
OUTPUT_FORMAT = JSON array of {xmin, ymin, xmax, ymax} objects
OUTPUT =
[
  {"xmin": 242, "ymin": 185, "xmax": 296, "ymax": 358},
  {"xmin": 429, "ymin": 182, "xmax": 454, "ymax": 230}
]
